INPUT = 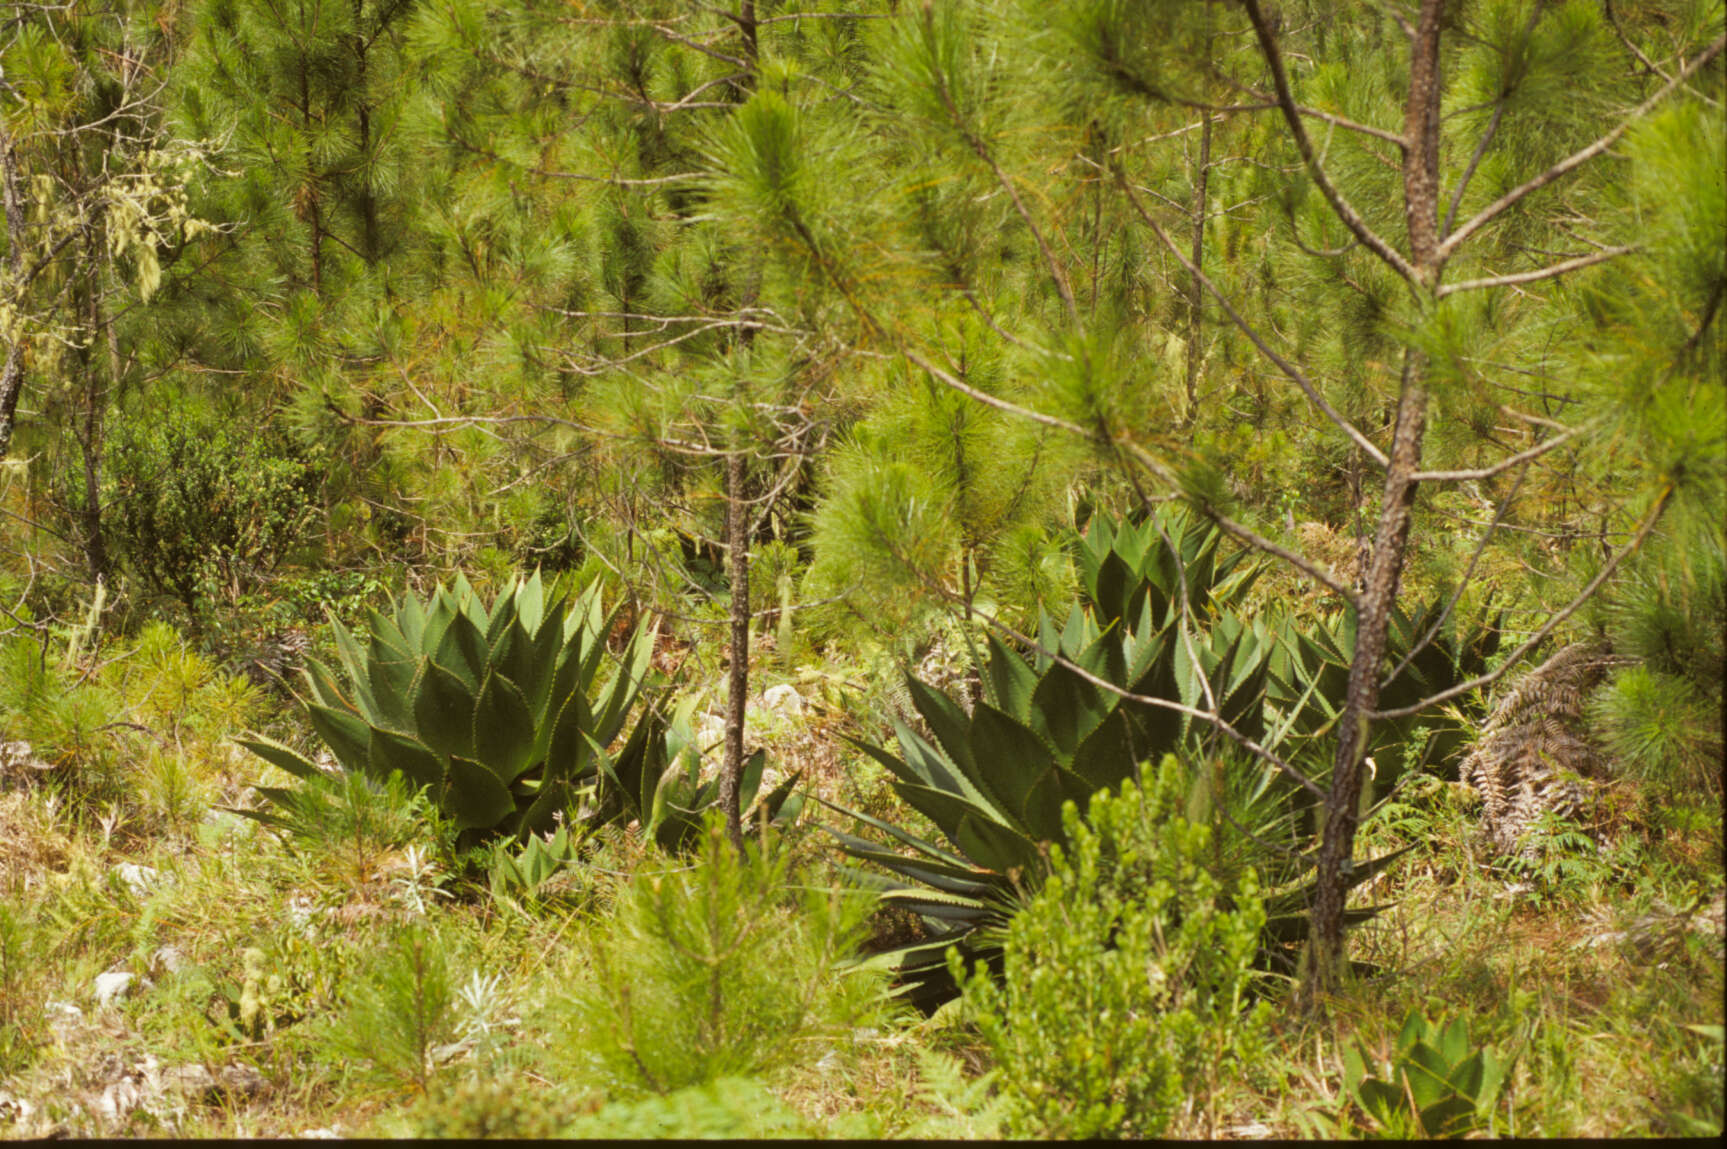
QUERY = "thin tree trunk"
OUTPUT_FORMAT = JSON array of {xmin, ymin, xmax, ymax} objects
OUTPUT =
[
  {"xmin": 1184, "ymin": 111, "xmax": 1211, "ymax": 422},
  {"xmin": 720, "ymin": 448, "xmax": 750, "ymax": 856},
  {"xmin": 1301, "ymin": 0, "xmax": 1445, "ymax": 1009},
  {"xmin": 0, "ymin": 128, "xmax": 27, "ymax": 461},
  {"xmin": 75, "ymin": 231, "xmax": 110, "ymax": 585}
]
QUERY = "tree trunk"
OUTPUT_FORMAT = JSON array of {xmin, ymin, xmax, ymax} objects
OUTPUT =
[
  {"xmin": 1300, "ymin": 0, "xmax": 1445, "ymax": 1009},
  {"xmin": 0, "ymin": 128, "xmax": 26, "ymax": 461},
  {"xmin": 74, "ymin": 230, "xmax": 111, "ymax": 585},
  {"xmin": 1301, "ymin": 354, "xmax": 1427, "ymax": 1004},
  {"xmin": 720, "ymin": 448, "xmax": 750, "ymax": 856},
  {"xmin": 1184, "ymin": 111, "xmax": 1211, "ymax": 421}
]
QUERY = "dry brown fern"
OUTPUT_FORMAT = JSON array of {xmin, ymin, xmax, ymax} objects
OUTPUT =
[{"xmin": 1459, "ymin": 643, "xmax": 1619, "ymax": 857}]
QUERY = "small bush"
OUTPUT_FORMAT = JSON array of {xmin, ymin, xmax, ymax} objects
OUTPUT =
[
  {"xmin": 103, "ymin": 412, "xmax": 321, "ymax": 620},
  {"xmin": 564, "ymin": 816, "xmax": 880, "ymax": 1095},
  {"xmin": 955, "ymin": 755, "xmax": 1275, "ymax": 1139},
  {"xmin": 330, "ymin": 924, "xmax": 458, "ymax": 1096}
]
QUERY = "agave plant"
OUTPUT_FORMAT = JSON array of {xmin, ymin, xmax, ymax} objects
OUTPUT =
[
  {"xmin": 589, "ymin": 692, "xmax": 805, "ymax": 853},
  {"xmin": 826, "ymin": 511, "xmax": 1407, "ymax": 1008},
  {"xmin": 1267, "ymin": 597, "xmax": 1503, "ymax": 795},
  {"xmin": 1342, "ymin": 1010, "xmax": 1518, "ymax": 1137},
  {"xmin": 238, "ymin": 572, "xmax": 655, "ymax": 847}
]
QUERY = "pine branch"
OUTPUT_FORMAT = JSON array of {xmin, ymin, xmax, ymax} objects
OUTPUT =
[
  {"xmin": 1409, "ymin": 419, "xmax": 1594, "ymax": 482},
  {"xmin": 1441, "ymin": 0, "xmax": 1542, "ymax": 237},
  {"xmin": 1440, "ymin": 33, "xmax": 1727, "ymax": 260}
]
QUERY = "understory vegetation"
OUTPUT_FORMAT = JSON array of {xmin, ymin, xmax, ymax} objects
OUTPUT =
[{"xmin": 1, "ymin": 0, "xmax": 1722, "ymax": 1138}]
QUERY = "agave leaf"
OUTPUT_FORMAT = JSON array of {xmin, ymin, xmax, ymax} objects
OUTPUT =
[
  {"xmin": 451, "ymin": 572, "xmax": 489, "ymax": 634},
  {"xmin": 517, "ymin": 570, "xmax": 546, "ymax": 636},
  {"xmin": 1027, "ymin": 657, "xmax": 1113, "ymax": 759},
  {"xmin": 304, "ymin": 703, "xmax": 373, "ymax": 774},
  {"xmin": 483, "ymin": 581, "xmax": 518, "ymax": 652},
  {"xmin": 435, "ymin": 609, "xmax": 490, "ymax": 694},
  {"xmin": 892, "ymin": 779, "xmax": 1043, "ymax": 877},
  {"xmin": 843, "ymin": 733, "xmax": 928, "ymax": 795},
  {"xmin": 593, "ymin": 618, "xmax": 655, "ymax": 745},
  {"xmin": 328, "ymin": 617, "xmax": 378, "ymax": 715},
  {"xmin": 235, "ymin": 735, "xmax": 322, "ymax": 781},
  {"xmin": 1019, "ymin": 764, "xmax": 1095, "ymax": 842},
  {"xmin": 367, "ymin": 727, "xmax": 445, "ymax": 791},
  {"xmin": 301, "ymin": 657, "xmax": 351, "ymax": 712},
  {"xmin": 414, "ymin": 658, "xmax": 478, "ymax": 763},
  {"xmin": 893, "ymin": 717, "xmax": 972, "ymax": 798},
  {"xmin": 226, "ymin": 791, "xmax": 301, "ymax": 833},
  {"xmin": 814, "ymin": 796, "xmax": 980, "ymax": 871},
  {"xmin": 875, "ymin": 886, "xmax": 991, "ymax": 922},
  {"xmin": 751, "ymin": 767, "xmax": 803, "ymax": 825},
  {"xmin": 395, "ymin": 593, "xmax": 426, "ymax": 650},
  {"xmin": 906, "ymin": 677, "xmax": 980, "ymax": 786},
  {"xmin": 1067, "ymin": 709, "xmax": 1143, "ymax": 791},
  {"xmin": 984, "ymin": 631, "xmax": 1038, "ymax": 721},
  {"xmin": 420, "ymin": 592, "xmax": 459, "ymax": 662},
  {"xmin": 821, "ymin": 826, "xmax": 998, "ymax": 897},
  {"xmin": 472, "ymin": 670, "xmax": 538, "ymax": 783},
  {"xmin": 445, "ymin": 755, "xmax": 517, "ymax": 830},
  {"xmin": 546, "ymin": 686, "xmax": 600, "ymax": 783},
  {"xmin": 965, "ymin": 703, "xmax": 1056, "ymax": 835},
  {"xmin": 496, "ymin": 617, "xmax": 548, "ymax": 720},
  {"xmin": 365, "ymin": 648, "xmax": 419, "ymax": 735}
]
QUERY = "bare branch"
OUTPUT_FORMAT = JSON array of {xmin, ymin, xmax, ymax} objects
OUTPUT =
[
  {"xmin": 1409, "ymin": 418, "xmax": 1594, "ymax": 482},
  {"xmin": 1437, "ymin": 246, "xmax": 1637, "ymax": 297},
  {"xmin": 1373, "ymin": 484, "xmax": 1673, "ymax": 720},
  {"xmin": 1240, "ymin": 0, "xmax": 1419, "ymax": 284},
  {"xmin": 1110, "ymin": 164, "xmax": 1390, "ymax": 468},
  {"xmin": 1441, "ymin": 33, "xmax": 1727, "ymax": 260},
  {"xmin": 901, "ymin": 348, "xmax": 1095, "ymax": 440}
]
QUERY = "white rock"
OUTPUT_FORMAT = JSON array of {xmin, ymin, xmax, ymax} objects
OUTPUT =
[
  {"xmin": 161, "ymin": 1064, "xmax": 217, "ymax": 1097},
  {"xmin": 114, "ymin": 863, "xmax": 165, "ymax": 898},
  {"xmin": 301, "ymin": 1127, "xmax": 341, "ymax": 1139},
  {"xmin": 696, "ymin": 714, "xmax": 727, "ymax": 750},
  {"xmin": 45, "ymin": 999, "xmax": 83, "ymax": 1022},
  {"xmin": 763, "ymin": 684, "xmax": 805, "ymax": 715},
  {"xmin": 94, "ymin": 971, "xmax": 136, "ymax": 1009},
  {"xmin": 151, "ymin": 945, "xmax": 189, "ymax": 976},
  {"xmin": 95, "ymin": 1078, "xmax": 144, "ymax": 1122}
]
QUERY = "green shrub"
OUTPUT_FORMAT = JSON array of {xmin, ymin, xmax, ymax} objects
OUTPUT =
[
  {"xmin": 565, "ymin": 1076, "xmax": 814, "ymax": 1138},
  {"xmin": 565, "ymin": 816, "xmax": 880, "ymax": 1096},
  {"xmin": 103, "ymin": 412, "xmax": 321, "ymax": 619},
  {"xmin": 409, "ymin": 1076, "xmax": 581, "ymax": 1138},
  {"xmin": 954, "ymin": 755, "xmax": 1275, "ymax": 1139}
]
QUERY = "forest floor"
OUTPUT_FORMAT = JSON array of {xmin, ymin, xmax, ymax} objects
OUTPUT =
[{"xmin": 0, "ymin": 638, "xmax": 1721, "ymax": 1140}]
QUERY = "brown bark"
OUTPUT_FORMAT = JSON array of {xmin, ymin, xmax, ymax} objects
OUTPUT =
[
  {"xmin": 1299, "ymin": 0, "xmax": 1445, "ymax": 1010},
  {"xmin": 1301, "ymin": 354, "xmax": 1427, "ymax": 1006},
  {"xmin": 720, "ymin": 448, "xmax": 750, "ymax": 856},
  {"xmin": 0, "ymin": 127, "xmax": 26, "ymax": 461}
]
